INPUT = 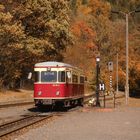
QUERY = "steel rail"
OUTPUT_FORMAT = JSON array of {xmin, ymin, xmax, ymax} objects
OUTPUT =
[
  {"xmin": 0, "ymin": 113, "xmax": 53, "ymax": 137},
  {"xmin": 0, "ymin": 104, "xmax": 84, "ymax": 137}
]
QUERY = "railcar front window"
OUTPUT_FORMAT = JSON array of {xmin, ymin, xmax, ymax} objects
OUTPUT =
[
  {"xmin": 41, "ymin": 71, "xmax": 57, "ymax": 82},
  {"xmin": 35, "ymin": 72, "xmax": 40, "ymax": 82}
]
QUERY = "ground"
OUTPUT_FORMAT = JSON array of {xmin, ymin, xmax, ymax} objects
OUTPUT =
[
  {"xmin": 0, "ymin": 90, "xmax": 140, "ymax": 140},
  {"xmin": 15, "ymin": 97, "xmax": 140, "ymax": 140},
  {"xmin": 0, "ymin": 89, "xmax": 33, "ymax": 103}
]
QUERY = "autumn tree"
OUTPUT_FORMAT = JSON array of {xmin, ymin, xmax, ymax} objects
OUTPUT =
[
  {"xmin": 64, "ymin": 0, "xmax": 112, "ymax": 91},
  {"xmin": 108, "ymin": 0, "xmax": 140, "ymax": 92},
  {"xmin": 0, "ymin": 4, "xmax": 26, "ymax": 88},
  {"xmin": 12, "ymin": 0, "xmax": 72, "ymax": 61},
  {"xmin": 0, "ymin": 0, "xmax": 72, "ymax": 89},
  {"xmin": 0, "ymin": 0, "xmax": 139, "ymax": 93}
]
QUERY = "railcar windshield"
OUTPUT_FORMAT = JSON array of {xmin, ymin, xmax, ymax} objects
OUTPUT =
[
  {"xmin": 35, "ymin": 72, "xmax": 40, "ymax": 82},
  {"xmin": 41, "ymin": 71, "xmax": 57, "ymax": 82}
]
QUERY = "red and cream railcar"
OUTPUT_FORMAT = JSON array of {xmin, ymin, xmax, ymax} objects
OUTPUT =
[{"xmin": 34, "ymin": 61, "xmax": 85, "ymax": 107}]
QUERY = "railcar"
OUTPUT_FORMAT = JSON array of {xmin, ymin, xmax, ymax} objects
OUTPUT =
[{"xmin": 34, "ymin": 61, "xmax": 85, "ymax": 108}]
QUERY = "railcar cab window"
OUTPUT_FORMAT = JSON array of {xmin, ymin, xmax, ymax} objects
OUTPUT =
[
  {"xmin": 58, "ymin": 71, "xmax": 65, "ymax": 82},
  {"xmin": 35, "ymin": 72, "xmax": 40, "ymax": 82},
  {"xmin": 66, "ymin": 71, "xmax": 72, "ymax": 83},
  {"xmin": 72, "ymin": 74, "xmax": 78, "ymax": 83},
  {"xmin": 41, "ymin": 71, "xmax": 57, "ymax": 82}
]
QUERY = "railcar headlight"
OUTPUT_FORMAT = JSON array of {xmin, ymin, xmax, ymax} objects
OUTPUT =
[
  {"xmin": 38, "ymin": 91, "xmax": 42, "ymax": 96},
  {"xmin": 56, "ymin": 91, "xmax": 60, "ymax": 96}
]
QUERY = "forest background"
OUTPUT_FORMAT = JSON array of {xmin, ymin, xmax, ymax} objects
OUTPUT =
[{"xmin": 0, "ymin": 0, "xmax": 140, "ymax": 94}]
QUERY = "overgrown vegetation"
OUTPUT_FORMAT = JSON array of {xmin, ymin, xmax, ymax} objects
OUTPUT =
[{"xmin": 0, "ymin": 0, "xmax": 140, "ymax": 92}]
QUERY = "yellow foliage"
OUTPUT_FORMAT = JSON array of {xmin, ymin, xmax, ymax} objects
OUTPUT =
[
  {"xmin": 78, "ymin": 5, "xmax": 92, "ymax": 15},
  {"xmin": 0, "ymin": 4, "xmax": 4, "ymax": 11},
  {"xmin": 89, "ymin": 0, "xmax": 111, "ymax": 16}
]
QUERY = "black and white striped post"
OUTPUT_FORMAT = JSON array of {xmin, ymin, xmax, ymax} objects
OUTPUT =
[
  {"xmin": 108, "ymin": 62, "xmax": 113, "ymax": 92},
  {"xmin": 109, "ymin": 75, "xmax": 113, "ymax": 91},
  {"xmin": 108, "ymin": 61, "xmax": 115, "ymax": 107}
]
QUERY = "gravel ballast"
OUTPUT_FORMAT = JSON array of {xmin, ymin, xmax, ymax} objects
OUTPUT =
[{"xmin": 14, "ymin": 104, "xmax": 140, "ymax": 140}]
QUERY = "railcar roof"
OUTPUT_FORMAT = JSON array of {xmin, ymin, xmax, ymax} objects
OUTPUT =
[
  {"xmin": 35, "ymin": 61, "xmax": 73, "ymax": 68},
  {"xmin": 35, "ymin": 61, "xmax": 84, "ymax": 73}
]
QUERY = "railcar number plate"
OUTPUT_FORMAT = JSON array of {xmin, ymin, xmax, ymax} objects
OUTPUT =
[{"xmin": 43, "ymin": 99, "xmax": 52, "ymax": 105}]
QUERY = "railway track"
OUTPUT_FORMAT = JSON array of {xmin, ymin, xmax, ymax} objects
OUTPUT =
[
  {"xmin": 0, "ymin": 93, "xmax": 124, "ymax": 109},
  {"xmin": 0, "ymin": 94, "xmax": 95, "ymax": 109},
  {"xmin": 0, "ymin": 113, "xmax": 53, "ymax": 137},
  {"xmin": 0, "ymin": 94, "xmax": 125, "ymax": 137},
  {"xmin": 0, "ymin": 101, "xmax": 34, "ymax": 108},
  {"xmin": 0, "ymin": 106, "xmax": 82, "ymax": 137}
]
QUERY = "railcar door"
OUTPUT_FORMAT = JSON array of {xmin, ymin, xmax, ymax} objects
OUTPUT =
[{"xmin": 66, "ymin": 71, "xmax": 72, "ymax": 97}]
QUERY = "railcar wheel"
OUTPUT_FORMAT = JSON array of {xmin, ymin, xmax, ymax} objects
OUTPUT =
[
  {"xmin": 55, "ymin": 102, "xmax": 64, "ymax": 111},
  {"xmin": 36, "ymin": 104, "xmax": 44, "ymax": 111},
  {"xmin": 78, "ymin": 98, "xmax": 84, "ymax": 107}
]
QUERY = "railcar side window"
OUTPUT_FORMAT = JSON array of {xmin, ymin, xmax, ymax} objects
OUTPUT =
[
  {"xmin": 58, "ymin": 71, "xmax": 65, "ymax": 82},
  {"xmin": 72, "ymin": 74, "xmax": 78, "ymax": 83},
  {"xmin": 41, "ymin": 71, "xmax": 57, "ymax": 82},
  {"xmin": 80, "ymin": 76, "xmax": 84, "ymax": 84},
  {"xmin": 35, "ymin": 72, "xmax": 40, "ymax": 82}
]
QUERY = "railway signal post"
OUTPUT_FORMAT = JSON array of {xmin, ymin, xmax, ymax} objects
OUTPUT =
[
  {"xmin": 108, "ymin": 62, "xmax": 113, "ymax": 92},
  {"xmin": 99, "ymin": 82, "xmax": 105, "ymax": 107},
  {"xmin": 108, "ymin": 61, "xmax": 116, "ymax": 108},
  {"xmin": 96, "ymin": 57, "xmax": 101, "ymax": 107}
]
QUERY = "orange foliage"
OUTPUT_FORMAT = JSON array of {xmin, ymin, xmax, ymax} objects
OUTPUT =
[
  {"xmin": 71, "ymin": 20, "xmax": 96, "ymax": 52},
  {"xmin": 71, "ymin": 21, "xmax": 95, "ymax": 39},
  {"xmin": 71, "ymin": 22, "xmax": 81, "ymax": 37},
  {"xmin": 137, "ymin": 63, "xmax": 140, "ymax": 71}
]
